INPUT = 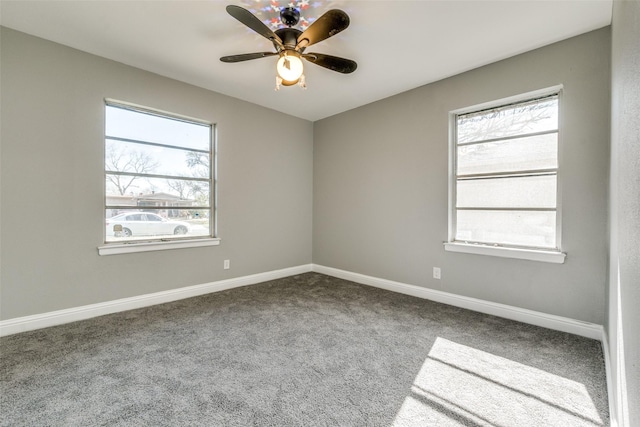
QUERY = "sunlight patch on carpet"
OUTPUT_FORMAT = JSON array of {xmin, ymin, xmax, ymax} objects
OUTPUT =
[{"xmin": 393, "ymin": 337, "xmax": 604, "ymax": 427}]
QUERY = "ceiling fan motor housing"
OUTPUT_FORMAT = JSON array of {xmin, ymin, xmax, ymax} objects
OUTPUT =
[
  {"xmin": 280, "ymin": 7, "xmax": 300, "ymax": 27},
  {"xmin": 274, "ymin": 28, "xmax": 302, "ymax": 51}
]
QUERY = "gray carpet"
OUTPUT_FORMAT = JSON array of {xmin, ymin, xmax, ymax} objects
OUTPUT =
[{"xmin": 0, "ymin": 273, "xmax": 609, "ymax": 426}]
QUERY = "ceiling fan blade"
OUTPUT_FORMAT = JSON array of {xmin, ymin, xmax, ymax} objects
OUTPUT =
[
  {"xmin": 296, "ymin": 10, "xmax": 350, "ymax": 49},
  {"xmin": 220, "ymin": 52, "xmax": 277, "ymax": 63},
  {"xmin": 226, "ymin": 5, "xmax": 283, "ymax": 47},
  {"xmin": 302, "ymin": 53, "xmax": 357, "ymax": 74}
]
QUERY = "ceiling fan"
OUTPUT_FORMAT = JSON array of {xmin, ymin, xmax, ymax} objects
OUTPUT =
[{"xmin": 220, "ymin": 5, "xmax": 357, "ymax": 90}]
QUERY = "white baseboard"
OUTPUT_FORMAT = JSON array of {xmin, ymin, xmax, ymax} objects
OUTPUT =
[
  {"xmin": 0, "ymin": 264, "xmax": 313, "ymax": 337},
  {"xmin": 312, "ymin": 264, "xmax": 604, "ymax": 341},
  {"xmin": 601, "ymin": 332, "xmax": 619, "ymax": 427},
  {"xmin": 1, "ymin": 263, "xmax": 604, "ymax": 342}
]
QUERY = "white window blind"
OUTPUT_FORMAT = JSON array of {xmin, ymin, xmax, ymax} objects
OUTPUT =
[{"xmin": 452, "ymin": 94, "xmax": 560, "ymax": 250}]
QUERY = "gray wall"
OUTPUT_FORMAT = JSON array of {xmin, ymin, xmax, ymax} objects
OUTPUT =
[
  {"xmin": 609, "ymin": 0, "xmax": 640, "ymax": 425},
  {"xmin": 0, "ymin": 28, "xmax": 313, "ymax": 320},
  {"xmin": 313, "ymin": 28, "xmax": 611, "ymax": 324}
]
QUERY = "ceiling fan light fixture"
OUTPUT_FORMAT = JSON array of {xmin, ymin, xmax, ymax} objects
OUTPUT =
[
  {"xmin": 276, "ymin": 51, "xmax": 304, "ymax": 85},
  {"xmin": 221, "ymin": 5, "xmax": 356, "ymax": 90}
]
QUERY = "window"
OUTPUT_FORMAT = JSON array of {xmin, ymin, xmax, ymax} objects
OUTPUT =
[
  {"xmin": 446, "ymin": 90, "xmax": 565, "ymax": 263},
  {"xmin": 103, "ymin": 101, "xmax": 216, "ymax": 251}
]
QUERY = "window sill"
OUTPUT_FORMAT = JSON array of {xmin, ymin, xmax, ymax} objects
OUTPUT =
[
  {"xmin": 98, "ymin": 238, "xmax": 220, "ymax": 256},
  {"xmin": 443, "ymin": 242, "xmax": 566, "ymax": 264}
]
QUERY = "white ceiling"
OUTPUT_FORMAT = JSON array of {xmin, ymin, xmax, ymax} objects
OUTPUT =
[{"xmin": 0, "ymin": 0, "xmax": 612, "ymax": 121}]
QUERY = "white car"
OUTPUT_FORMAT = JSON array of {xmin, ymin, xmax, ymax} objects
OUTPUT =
[{"xmin": 106, "ymin": 212, "xmax": 190, "ymax": 238}]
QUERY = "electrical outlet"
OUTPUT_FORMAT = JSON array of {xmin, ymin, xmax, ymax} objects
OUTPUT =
[
  {"xmin": 433, "ymin": 267, "xmax": 441, "ymax": 280},
  {"xmin": 224, "ymin": 260, "xmax": 230, "ymax": 270}
]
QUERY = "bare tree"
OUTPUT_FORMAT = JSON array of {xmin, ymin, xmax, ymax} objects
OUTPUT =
[
  {"xmin": 458, "ymin": 99, "xmax": 556, "ymax": 144},
  {"xmin": 185, "ymin": 151, "xmax": 210, "ymax": 176},
  {"xmin": 105, "ymin": 145, "xmax": 159, "ymax": 195},
  {"xmin": 184, "ymin": 151, "xmax": 210, "ymax": 198},
  {"xmin": 166, "ymin": 179, "xmax": 190, "ymax": 199}
]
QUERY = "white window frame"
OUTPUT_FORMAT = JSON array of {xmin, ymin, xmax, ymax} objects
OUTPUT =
[
  {"xmin": 98, "ymin": 99, "xmax": 219, "ymax": 256},
  {"xmin": 444, "ymin": 87, "xmax": 566, "ymax": 264}
]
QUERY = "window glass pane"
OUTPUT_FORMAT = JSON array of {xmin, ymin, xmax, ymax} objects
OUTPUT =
[
  {"xmin": 457, "ymin": 175, "xmax": 557, "ymax": 208},
  {"xmin": 106, "ymin": 138, "xmax": 210, "ymax": 178},
  {"xmin": 455, "ymin": 210, "xmax": 556, "ymax": 249},
  {"xmin": 106, "ymin": 176, "xmax": 210, "ymax": 206},
  {"xmin": 105, "ymin": 102, "xmax": 214, "ymax": 244},
  {"xmin": 457, "ymin": 133, "xmax": 557, "ymax": 175},
  {"xmin": 105, "ymin": 208, "xmax": 210, "ymax": 242},
  {"xmin": 106, "ymin": 105, "xmax": 210, "ymax": 151},
  {"xmin": 457, "ymin": 97, "xmax": 558, "ymax": 143}
]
